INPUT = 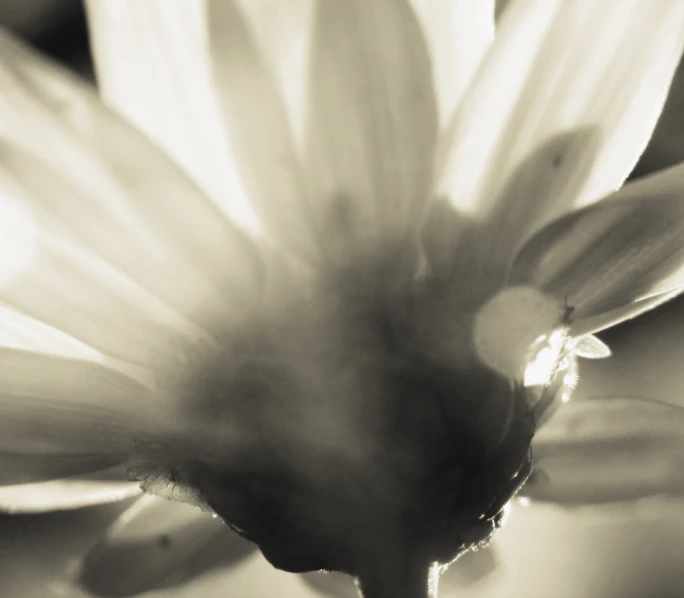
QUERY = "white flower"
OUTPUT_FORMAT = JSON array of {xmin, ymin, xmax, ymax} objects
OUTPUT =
[{"xmin": 1, "ymin": 1, "xmax": 684, "ymax": 597}]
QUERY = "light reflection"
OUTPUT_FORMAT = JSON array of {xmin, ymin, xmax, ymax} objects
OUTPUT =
[{"xmin": 523, "ymin": 328, "xmax": 569, "ymax": 387}]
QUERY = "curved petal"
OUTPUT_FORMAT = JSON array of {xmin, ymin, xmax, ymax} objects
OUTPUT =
[
  {"xmin": 0, "ymin": 302, "xmax": 102, "ymax": 360},
  {"xmin": 524, "ymin": 397, "xmax": 684, "ymax": 504},
  {"xmin": 207, "ymin": 0, "xmax": 316, "ymax": 259},
  {"xmin": 508, "ymin": 164, "xmax": 684, "ymax": 325},
  {"xmin": 0, "ymin": 31, "xmax": 265, "ymax": 354},
  {"xmin": 0, "ymin": 349, "xmax": 158, "ymax": 485},
  {"xmin": 0, "ymin": 467, "xmax": 141, "ymax": 514},
  {"xmin": 0, "ymin": 184, "xmax": 199, "ymax": 365},
  {"xmin": 74, "ymin": 494, "xmax": 254, "ymax": 597},
  {"xmin": 84, "ymin": 0, "xmax": 262, "ymax": 232},
  {"xmin": 304, "ymin": 0, "xmax": 438, "ymax": 263},
  {"xmin": 428, "ymin": 0, "xmax": 684, "ymax": 272},
  {"xmin": 571, "ymin": 286, "xmax": 684, "ymax": 337},
  {"xmin": 410, "ymin": 0, "xmax": 494, "ymax": 123}
]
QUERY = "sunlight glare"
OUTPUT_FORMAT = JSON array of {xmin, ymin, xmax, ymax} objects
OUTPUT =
[{"xmin": 524, "ymin": 328, "xmax": 568, "ymax": 387}]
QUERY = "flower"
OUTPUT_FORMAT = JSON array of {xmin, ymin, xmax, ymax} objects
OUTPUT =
[{"xmin": 1, "ymin": 1, "xmax": 684, "ymax": 597}]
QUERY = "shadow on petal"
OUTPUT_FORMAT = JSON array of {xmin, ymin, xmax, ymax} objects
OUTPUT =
[
  {"xmin": 525, "ymin": 396, "xmax": 684, "ymax": 505},
  {"xmin": 75, "ymin": 495, "xmax": 256, "ymax": 597}
]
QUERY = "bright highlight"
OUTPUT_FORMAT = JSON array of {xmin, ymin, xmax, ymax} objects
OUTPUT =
[
  {"xmin": 473, "ymin": 286, "xmax": 562, "ymax": 379},
  {"xmin": 0, "ymin": 191, "xmax": 37, "ymax": 286}
]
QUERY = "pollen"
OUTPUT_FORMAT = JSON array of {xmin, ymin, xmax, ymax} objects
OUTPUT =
[{"xmin": 473, "ymin": 286, "xmax": 563, "ymax": 379}]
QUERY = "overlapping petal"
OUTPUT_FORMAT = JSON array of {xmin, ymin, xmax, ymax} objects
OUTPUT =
[
  {"xmin": 524, "ymin": 397, "xmax": 684, "ymax": 504},
  {"xmin": 508, "ymin": 163, "xmax": 684, "ymax": 330},
  {"xmin": 0, "ymin": 30, "xmax": 265, "ymax": 361},
  {"xmin": 304, "ymin": 0, "xmax": 438, "ymax": 263},
  {"xmin": 0, "ymin": 467, "xmax": 140, "ymax": 513},
  {"xmin": 0, "ymin": 349, "xmax": 157, "ymax": 485},
  {"xmin": 0, "ymin": 302, "xmax": 102, "ymax": 359},
  {"xmin": 84, "ymin": 0, "xmax": 262, "ymax": 231},
  {"xmin": 75, "ymin": 494, "xmax": 255, "ymax": 597},
  {"xmin": 409, "ymin": 0, "xmax": 494, "ymax": 123},
  {"xmin": 427, "ymin": 0, "xmax": 684, "ymax": 273},
  {"xmin": 207, "ymin": 0, "xmax": 315, "ymax": 259}
]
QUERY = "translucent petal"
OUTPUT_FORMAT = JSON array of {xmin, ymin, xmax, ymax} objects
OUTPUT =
[
  {"xmin": 207, "ymin": 0, "xmax": 315, "ymax": 259},
  {"xmin": 572, "ymin": 286, "xmax": 684, "ymax": 337},
  {"xmin": 409, "ymin": 0, "xmax": 494, "ymax": 123},
  {"xmin": 0, "ymin": 302, "xmax": 102, "ymax": 360},
  {"xmin": 304, "ymin": 0, "xmax": 438, "ymax": 262},
  {"xmin": 0, "ymin": 31, "xmax": 265, "ymax": 350},
  {"xmin": 0, "ymin": 190, "xmax": 202, "ymax": 365},
  {"xmin": 0, "ymin": 467, "xmax": 141, "ymax": 513},
  {"xmin": 508, "ymin": 165, "xmax": 684, "ymax": 325},
  {"xmin": 428, "ymin": 0, "xmax": 684, "ymax": 273},
  {"xmin": 0, "ymin": 349, "xmax": 158, "ymax": 484},
  {"xmin": 225, "ymin": 0, "xmax": 316, "ymax": 147},
  {"xmin": 524, "ymin": 397, "xmax": 684, "ymax": 504},
  {"xmin": 84, "ymin": 0, "xmax": 261, "ymax": 232},
  {"xmin": 569, "ymin": 335, "xmax": 611, "ymax": 360},
  {"xmin": 74, "ymin": 494, "xmax": 253, "ymax": 597}
]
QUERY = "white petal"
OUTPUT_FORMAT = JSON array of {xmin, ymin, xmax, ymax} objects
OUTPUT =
[
  {"xmin": 84, "ymin": 0, "xmax": 261, "ymax": 231},
  {"xmin": 525, "ymin": 397, "xmax": 684, "ymax": 504},
  {"xmin": 427, "ymin": 0, "xmax": 684, "ymax": 274},
  {"xmin": 73, "ymin": 494, "xmax": 251, "ymax": 596},
  {"xmin": 569, "ymin": 335, "xmax": 611, "ymax": 360},
  {"xmin": 207, "ymin": 0, "xmax": 316, "ymax": 259},
  {"xmin": 0, "ymin": 302, "xmax": 102, "ymax": 360},
  {"xmin": 220, "ymin": 0, "xmax": 315, "ymax": 148},
  {"xmin": 410, "ymin": 0, "xmax": 494, "ymax": 123},
  {"xmin": 572, "ymin": 286, "xmax": 684, "ymax": 337},
  {"xmin": 509, "ymin": 163, "xmax": 684, "ymax": 328},
  {"xmin": 0, "ymin": 349, "xmax": 158, "ymax": 484},
  {"xmin": 304, "ymin": 0, "xmax": 438, "ymax": 262},
  {"xmin": 0, "ymin": 467, "xmax": 141, "ymax": 514},
  {"xmin": 0, "ymin": 195, "xmax": 197, "ymax": 365},
  {"xmin": 0, "ymin": 32, "xmax": 265, "ymax": 361}
]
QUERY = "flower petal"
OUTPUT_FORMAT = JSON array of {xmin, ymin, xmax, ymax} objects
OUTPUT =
[
  {"xmin": 84, "ymin": 0, "xmax": 261, "ymax": 231},
  {"xmin": 524, "ymin": 397, "xmax": 684, "ymax": 504},
  {"xmin": 0, "ymin": 467, "xmax": 141, "ymax": 514},
  {"xmin": 74, "ymin": 494, "xmax": 254, "ymax": 597},
  {"xmin": 409, "ymin": 0, "xmax": 494, "ymax": 123},
  {"xmin": 428, "ymin": 0, "xmax": 684, "ymax": 273},
  {"xmin": 0, "ymin": 31, "xmax": 265, "ymax": 356},
  {"xmin": 0, "ymin": 348, "xmax": 157, "ymax": 484},
  {"xmin": 207, "ymin": 0, "xmax": 316, "ymax": 259},
  {"xmin": 0, "ymin": 199, "xmax": 196, "ymax": 365},
  {"xmin": 304, "ymin": 0, "xmax": 438, "ymax": 262},
  {"xmin": 572, "ymin": 286, "xmax": 684, "ymax": 337},
  {"xmin": 0, "ymin": 302, "xmax": 101, "ymax": 360},
  {"xmin": 508, "ymin": 164, "xmax": 684, "ymax": 326}
]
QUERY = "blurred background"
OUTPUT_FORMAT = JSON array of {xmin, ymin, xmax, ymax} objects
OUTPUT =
[{"xmin": 1, "ymin": 1, "xmax": 684, "ymax": 597}]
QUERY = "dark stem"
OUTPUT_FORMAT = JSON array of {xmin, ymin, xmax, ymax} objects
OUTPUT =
[{"xmin": 355, "ymin": 543, "xmax": 439, "ymax": 598}]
